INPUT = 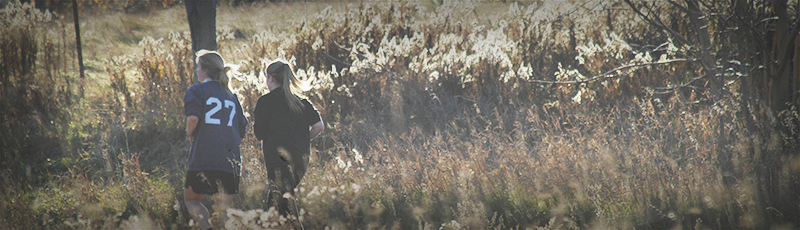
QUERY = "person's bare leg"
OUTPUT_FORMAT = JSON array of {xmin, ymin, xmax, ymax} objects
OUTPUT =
[
  {"xmin": 185, "ymin": 187, "xmax": 211, "ymax": 229},
  {"xmin": 211, "ymin": 193, "xmax": 234, "ymax": 228}
]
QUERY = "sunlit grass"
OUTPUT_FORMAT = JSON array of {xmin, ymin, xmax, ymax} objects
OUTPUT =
[{"xmin": 1, "ymin": 0, "xmax": 798, "ymax": 229}]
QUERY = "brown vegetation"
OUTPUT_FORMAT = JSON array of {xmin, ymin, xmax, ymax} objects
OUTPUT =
[{"xmin": 1, "ymin": 0, "xmax": 799, "ymax": 229}]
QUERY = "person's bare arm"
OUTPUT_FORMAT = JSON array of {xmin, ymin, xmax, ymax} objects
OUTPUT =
[
  {"xmin": 186, "ymin": 116, "xmax": 199, "ymax": 143},
  {"xmin": 309, "ymin": 121, "xmax": 324, "ymax": 140}
]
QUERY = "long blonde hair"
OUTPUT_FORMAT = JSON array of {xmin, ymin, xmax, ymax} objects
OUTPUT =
[
  {"xmin": 196, "ymin": 50, "xmax": 231, "ymax": 93},
  {"xmin": 266, "ymin": 61, "xmax": 308, "ymax": 114}
]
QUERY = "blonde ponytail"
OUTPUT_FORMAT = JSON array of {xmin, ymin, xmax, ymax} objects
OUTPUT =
[
  {"xmin": 196, "ymin": 50, "xmax": 231, "ymax": 94},
  {"xmin": 266, "ymin": 61, "xmax": 308, "ymax": 114},
  {"xmin": 219, "ymin": 65, "xmax": 231, "ymax": 91}
]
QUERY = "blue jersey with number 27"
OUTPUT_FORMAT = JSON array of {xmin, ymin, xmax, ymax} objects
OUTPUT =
[{"xmin": 184, "ymin": 81, "xmax": 248, "ymax": 175}]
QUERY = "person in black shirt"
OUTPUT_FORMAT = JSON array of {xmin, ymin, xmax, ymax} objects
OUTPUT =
[{"xmin": 253, "ymin": 61, "xmax": 324, "ymax": 216}]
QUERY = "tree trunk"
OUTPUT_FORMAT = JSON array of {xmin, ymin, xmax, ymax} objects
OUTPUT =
[
  {"xmin": 762, "ymin": 0, "xmax": 799, "ymax": 225},
  {"xmin": 795, "ymin": 35, "xmax": 800, "ymax": 107},
  {"xmin": 686, "ymin": 0, "xmax": 735, "ymax": 185},
  {"xmin": 72, "ymin": 0, "xmax": 84, "ymax": 99},
  {"xmin": 771, "ymin": 0, "xmax": 797, "ymax": 115}
]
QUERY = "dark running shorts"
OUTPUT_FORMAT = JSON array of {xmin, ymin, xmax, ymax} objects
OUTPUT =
[{"xmin": 184, "ymin": 170, "xmax": 240, "ymax": 195}]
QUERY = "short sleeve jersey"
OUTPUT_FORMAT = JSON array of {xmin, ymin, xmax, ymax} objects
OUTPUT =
[
  {"xmin": 184, "ymin": 81, "xmax": 248, "ymax": 175},
  {"xmin": 253, "ymin": 87, "xmax": 321, "ymax": 157}
]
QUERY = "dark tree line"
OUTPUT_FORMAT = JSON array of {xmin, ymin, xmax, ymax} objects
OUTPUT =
[{"xmin": 624, "ymin": 0, "xmax": 799, "ymax": 225}]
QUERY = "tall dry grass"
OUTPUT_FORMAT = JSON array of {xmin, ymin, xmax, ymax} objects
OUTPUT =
[
  {"xmin": 2, "ymin": 0, "xmax": 799, "ymax": 229},
  {"xmin": 1, "ymin": 0, "xmax": 75, "ymax": 193}
]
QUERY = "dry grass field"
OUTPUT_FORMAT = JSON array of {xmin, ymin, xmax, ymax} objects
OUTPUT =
[{"xmin": 2, "ymin": 0, "xmax": 799, "ymax": 229}]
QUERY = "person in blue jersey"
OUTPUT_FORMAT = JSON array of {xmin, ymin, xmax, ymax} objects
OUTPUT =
[
  {"xmin": 253, "ymin": 61, "xmax": 324, "ymax": 216},
  {"xmin": 183, "ymin": 50, "xmax": 247, "ymax": 230}
]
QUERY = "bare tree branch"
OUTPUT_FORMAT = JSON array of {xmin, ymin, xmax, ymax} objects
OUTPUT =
[
  {"xmin": 653, "ymin": 73, "xmax": 711, "ymax": 94},
  {"xmin": 623, "ymin": 0, "xmax": 692, "ymax": 45},
  {"xmin": 666, "ymin": 0, "xmax": 691, "ymax": 14},
  {"xmin": 526, "ymin": 59, "xmax": 695, "ymax": 85}
]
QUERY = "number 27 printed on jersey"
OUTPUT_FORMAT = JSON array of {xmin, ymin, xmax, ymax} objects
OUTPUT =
[{"xmin": 205, "ymin": 97, "xmax": 236, "ymax": 126}]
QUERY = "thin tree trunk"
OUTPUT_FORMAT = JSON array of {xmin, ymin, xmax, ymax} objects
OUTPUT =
[
  {"xmin": 771, "ymin": 0, "xmax": 798, "ymax": 115},
  {"xmin": 685, "ymin": 0, "xmax": 735, "ymax": 186},
  {"xmin": 762, "ymin": 0, "xmax": 799, "ymax": 225},
  {"xmin": 72, "ymin": 0, "xmax": 85, "ymax": 98}
]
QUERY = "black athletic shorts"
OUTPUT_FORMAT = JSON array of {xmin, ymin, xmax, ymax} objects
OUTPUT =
[{"xmin": 184, "ymin": 170, "xmax": 240, "ymax": 195}]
